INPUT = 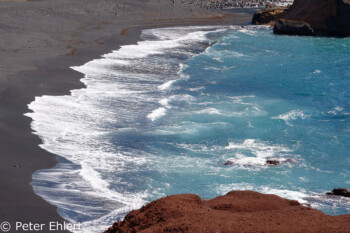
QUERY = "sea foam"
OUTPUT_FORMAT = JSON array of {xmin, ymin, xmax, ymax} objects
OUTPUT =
[
  {"xmin": 25, "ymin": 26, "xmax": 228, "ymax": 233},
  {"xmin": 25, "ymin": 24, "xmax": 350, "ymax": 232},
  {"xmin": 272, "ymin": 110, "xmax": 309, "ymax": 126}
]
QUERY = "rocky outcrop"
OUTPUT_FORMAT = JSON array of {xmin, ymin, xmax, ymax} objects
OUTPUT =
[
  {"xmin": 252, "ymin": 4, "xmax": 288, "ymax": 25},
  {"xmin": 281, "ymin": 0, "xmax": 350, "ymax": 36},
  {"xmin": 104, "ymin": 191, "xmax": 350, "ymax": 233},
  {"xmin": 274, "ymin": 19, "xmax": 314, "ymax": 36},
  {"xmin": 265, "ymin": 159, "xmax": 281, "ymax": 165},
  {"xmin": 224, "ymin": 157, "xmax": 297, "ymax": 166},
  {"xmin": 253, "ymin": 0, "xmax": 350, "ymax": 36},
  {"xmin": 326, "ymin": 0, "xmax": 350, "ymax": 36},
  {"xmin": 327, "ymin": 188, "xmax": 350, "ymax": 197}
]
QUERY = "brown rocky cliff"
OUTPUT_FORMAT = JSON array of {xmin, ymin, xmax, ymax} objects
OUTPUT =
[
  {"xmin": 326, "ymin": 0, "xmax": 350, "ymax": 36},
  {"xmin": 253, "ymin": 0, "xmax": 350, "ymax": 36},
  {"xmin": 282, "ymin": 0, "xmax": 337, "ymax": 32},
  {"xmin": 103, "ymin": 191, "xmax": 350, "ymax": 233}
]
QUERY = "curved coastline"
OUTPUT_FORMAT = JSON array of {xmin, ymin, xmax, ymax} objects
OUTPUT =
[
  {"xmin": 26, "ymin": 25, "xmax": 233, "ymax": 232},
  {"xmin": 0, "ymin": 1, "xmax": 253, "ymax": 232},
  {"xmin": 24, "ymin": 23, "xmax": 350, "ymax": 232},
  {"xmin": 3, "ymin": 1, "xmax": 349, "ymax": 233}
]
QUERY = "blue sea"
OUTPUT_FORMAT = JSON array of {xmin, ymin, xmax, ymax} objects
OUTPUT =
[{"xmin": 25, "ymin": 25, "xmax": 350, "ymax": 232}]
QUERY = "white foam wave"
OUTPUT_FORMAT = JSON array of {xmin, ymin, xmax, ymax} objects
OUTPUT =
[
  {"xmin": 238, "ymin": 28, "xmax": 258, "ymax": 36},
  {"xmin": 188, "ymin": 86, "xmax": 205, "ymax": 92},
  {"xmin": 159, "ymin": 98, "xmax": 169, "ymax": 107},
  {"xmin": 147, "ymin": 107, "xmax": 167, "ymax": 121},
  {"xmin": 225, "ymin": 139, "xmax": 293, "ymax": 167},
  {"xmin": 195, "ymin": 108, "xmax": 221, "ymax": 115},
  {"xmin": 328, "ymin": 106, "xmax": 344, "ymax": 115},
  {"xmin": 25, "ymin": 25, "xmax": 232, "ymax": 232},
  {"xmin": 158, "ymin": 80, "xmax": 176, "ymax": 90},
  {"xmin": 272, "ymin": 110, "xmax": 309, "ymax": 126},
  {"xmin": 25, "ymin": 25, "xmax": 285, "ymax": 232}
]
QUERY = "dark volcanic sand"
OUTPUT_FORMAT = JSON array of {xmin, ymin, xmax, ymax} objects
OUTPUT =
[
  {"xmin": 104, "ymin": 191, "xmax": 350, "ymax": 233},
  {"xmin": 0, "ymin": 0, "xmax": 252, "ymax": 232}
]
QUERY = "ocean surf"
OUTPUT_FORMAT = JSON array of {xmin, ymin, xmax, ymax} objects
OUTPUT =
[{"xmin": 25, "ymin": 25, "xmax": 350, "ymax": 232}]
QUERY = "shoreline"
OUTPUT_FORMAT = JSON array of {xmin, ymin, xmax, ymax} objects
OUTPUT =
[{"xmin": 0, "ymin": 1, "xmax": 253, "ymax": 231}]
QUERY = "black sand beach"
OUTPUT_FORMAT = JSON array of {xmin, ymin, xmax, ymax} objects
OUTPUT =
[{"xmin": 0, "ymin": 0, "xmax": 252, "ymax": 232}]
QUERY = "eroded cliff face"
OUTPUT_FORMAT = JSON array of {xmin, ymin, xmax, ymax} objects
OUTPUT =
[
  {"xmin": 326, "ymin": 0, "xmax": 350, "ymax": 36},
  {"xmin": 282, "ymin": 0, "xmax": 350, "ymax": 35},
  {"xmin": 253, "ymin": 0, "xmax": 350, "ymax": 36},
  {"xmin": 283, "ymin": 0, "xmax": 336, "ymax": 31}
]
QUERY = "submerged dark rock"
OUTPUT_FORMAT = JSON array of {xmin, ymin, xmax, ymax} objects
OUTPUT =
[
  {"xmin": 265, "ymin": 158, "xmax": 297, "ymax": 166},
  {"xmin": 224, "ymin": 158, "xmax": 297, "ymax": 167},
  {"xmin": 327, "ymin": 188, "xmax": 350, "ymax": 198},
  {"xmin": 274, "ymin": 19, "xmax": 315, "ymax": 36},
  {"xmin": 266, "ymin": 159, "xmax": 280, "ymax": 166},
  {"xmin": 224, "ymin": 160, "xmax": 235, "ymax": 165}
]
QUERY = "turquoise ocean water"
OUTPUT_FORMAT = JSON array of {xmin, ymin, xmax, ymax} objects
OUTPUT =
[{"xmin": 26, "ymin": 26, "xmax": 350, "ymax": 232}]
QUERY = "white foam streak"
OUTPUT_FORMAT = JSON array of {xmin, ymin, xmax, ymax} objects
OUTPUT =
[
  {"xmin": 25, "ymin": 26, "xmax": 231, "ymax": 233},
  {"xmin": 25, "ymin": 25, "xmax": 282, "ymax": 233},
  {"xmin": 158, "ymin": 80, "xmax": 176, "ymax": 90},
  {"xmin": 147, "ymin": 107, "xmax": 167, "ymax": 121},
  {"xmin": 225, "ymin": 139, "xmax": 293, "ymax": 167},
  {"xmin": 195, "ymin": 108, "xmax": 221, "ymax": 115},
  {"xmin": 328, "ymin": 106, "xmax": 344, "ymax": 115},
  {"xmin": 272, "ymin": 110, "xmax": 309, "ymax": 126},
  {"xmin": 159, "ymin": 98, "xmax": 169, "ymax": 106}
]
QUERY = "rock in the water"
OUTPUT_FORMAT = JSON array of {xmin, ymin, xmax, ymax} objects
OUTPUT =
[
  {"xmin": 327, "ymin": 188, "xmax": 350, "ymax": 197},
  {"xmin": 265, "ymin": 158, "xmax": 297, "ymax": 166},
  {"xmin": 252, "ymin": 4, "xmax": 287, "ymax": 25},
  {"xmin": 266, "ymin": 159, "xmax": 280, "ymax": 166},
  {"xmin": 277, "ymin": 0, "xmax": 350, "ymax": 36},
  {"xmin": 225, "ymin": 157, "xmax": 297, "ymax": 167},
  {"xmin": 224, "ymin": 160, "xmax": 235, "ymax": 165},
  {"xmin": 274, "ymin": 19, "xmax": 315, "ymax": 36}
]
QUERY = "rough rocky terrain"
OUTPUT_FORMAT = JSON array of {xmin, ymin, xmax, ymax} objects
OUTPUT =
[
  {"xmin": 104, "ymin": 191, "xmax": 350, "ymax": 233},
  {"xmin": 253, "ymin": 0, "xmax": 350, "ymax": 36}
]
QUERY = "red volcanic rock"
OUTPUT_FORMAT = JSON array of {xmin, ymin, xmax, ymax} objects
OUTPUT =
[{"xmin": 103, "ymin": 191, "xmax": 350, "ymax": 233}]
